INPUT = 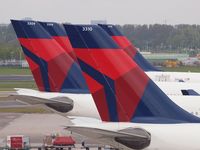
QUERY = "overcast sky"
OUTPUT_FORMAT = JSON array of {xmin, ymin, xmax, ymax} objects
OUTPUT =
[{"xmin": 0, "ymin": 0, "xmax": 199, "ymax": 25}]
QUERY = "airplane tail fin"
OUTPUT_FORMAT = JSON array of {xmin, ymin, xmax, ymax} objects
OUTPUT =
[
  {"xmin": 11, "ymin": 20, "xmax": 88, "ymax": 93},
  {"xmin": 181, "ymin": 89, "xmax": 200, "ymax": 96},
  {"xmin": 98, "ymin": 24, "xmax": 160, "ymax": 71},
  {"xmin": 39, "ymin": 22, "xmax": 77, "ymax": 61},
  {"xmin": 64, "ymin": 24, "xmax": 200, "ymax": 123}
]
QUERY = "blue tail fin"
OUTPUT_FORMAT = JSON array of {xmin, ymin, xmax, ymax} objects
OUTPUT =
[
  {"xmin": 64, "ymin": 24, "xmax": 200, "ymax": 123},
  {"xmin": 11, "ymin": 20, "xmax": 88, "ymax": 93},
  {"xmin": 98, "ymin": 24, "xmax": 161, "ymax": 72},
  {"xmin": 181, "ymin": 89, "xmax": 200, "ymax": 96}
]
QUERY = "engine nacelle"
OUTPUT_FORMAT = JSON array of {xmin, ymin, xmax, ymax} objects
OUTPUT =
[{"xmin": 115, "ymin": 128, "xmax": 151, "ymax": 149}]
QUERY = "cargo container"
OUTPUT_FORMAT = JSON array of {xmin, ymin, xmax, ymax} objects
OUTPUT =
[
  {"xmin": 43, "ymin": 135, "xmax": 75, "ymax": 150},
  {"xmin": 6, "ymin": 135, "xmax": 30, "ymax": 149}
]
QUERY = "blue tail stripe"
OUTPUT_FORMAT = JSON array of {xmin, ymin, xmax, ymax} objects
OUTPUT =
[
  {"xmin": 132, "ymin": 80, "xmax": 200, "ymax": 123},
  {"xmin": 78, "ymin": 58, "xmax": 119, "ymax": 122},
  {"xmin": 39, "ymin": 22, "xmax": 67, "ymax": 36},
  {"xmin": 60, "ymin": 89, "xmax": 89, "ymax": 93},
  {"xmin": 61, "ymin": 62, "xmax": 89, "ymax": 91},
  {"xmin": 21, "ymin": 46, "xmax": 50, "ymax": 92},
  {"xmin": 11, "ymin": 20, "xmax": 51, "ymax": 39},
  {"xmin": 132, "ymin": 117, "xmax": 188, "ymax": 124},
  {"xmin": 63, "ymin": 24, "xmax": 119, "ymax": 49},
  {"xmin": 133, "ymin": 52, "xmax": 161, "ymax": 71},
  {"xmin": 98, "ymin": 24, "xmax": 123, "ymax": 36}
]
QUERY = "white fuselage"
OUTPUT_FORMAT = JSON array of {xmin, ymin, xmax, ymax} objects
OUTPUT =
[
  {"xmin": 154, "ymin": 82, "xmax": 200, "ymax": 96},
  {"xmin": 147, "ymin": 71, "xmax": 200, "ymax": 96},
  {"xmin": 16, "ymin": 88, "xmax": 200, "ymax": 119},
  {"xmin": 146, "ymin": 71, "xmax": 200, "ymax": 83}
]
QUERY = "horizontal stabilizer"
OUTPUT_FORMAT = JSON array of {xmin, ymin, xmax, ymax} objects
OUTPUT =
[{"xmin": 7, "ymin": 94, "xmax": 73, "ymax": 113}]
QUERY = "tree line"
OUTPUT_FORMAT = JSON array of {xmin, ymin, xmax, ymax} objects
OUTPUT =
[
  {"xmin": 0, "ymin": 24, "xmax": 21, "ymax": 60},
  {"xmin": 0, "ymin": 23, "xmax": 200, "ymax": 60},
  {"xmin": 119, "ymin": 24, "xmax": 200, "ymax": 53}
]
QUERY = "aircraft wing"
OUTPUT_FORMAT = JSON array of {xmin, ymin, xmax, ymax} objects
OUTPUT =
[
  {"xmin": 6, "ymin": 94, "xmax": 74, "ymax": 113},
  {"xmin": 65, "ymin": 125, "xmax": 151, "ymax": 149}
]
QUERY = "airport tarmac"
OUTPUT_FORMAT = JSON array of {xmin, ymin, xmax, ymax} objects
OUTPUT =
[
  {"xmin": 0, "ymin": 113, "xmax": 73, "ymax": 145},
  {"xmin": 0, "ymin": 92, "xmax": 98, "ymax": 148},
  {"xmin": 0, "ymin": 100, "xmax": 26, "ymax": 108},
  {"xmin": 0, "ymin": 75, "xmax": 33, "ymax": 81},
  {"xmin": 0, "ymin": 91, "xmax": 17, "ymax": 97}
]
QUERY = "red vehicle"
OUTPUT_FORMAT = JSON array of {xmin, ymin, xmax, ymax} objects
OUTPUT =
[
  {"xmin": 43, "ymin": 135, "xmax": 75, "ymax": 150},
  {"xmin": 53, "ymin": 136, "xmax": 75, "ymax": 146},
  {"xmin": 7, "ymin": 135, "xmax": 30, "ymax": 149},
  {"xmin": 10, "ymin": 136, "xmax": 23, "ymax": 149}
]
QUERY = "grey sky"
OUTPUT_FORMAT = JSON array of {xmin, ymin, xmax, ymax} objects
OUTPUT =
[{"xmin": 0, "ymin": 0, "xmax": 200, "ymax": 25}]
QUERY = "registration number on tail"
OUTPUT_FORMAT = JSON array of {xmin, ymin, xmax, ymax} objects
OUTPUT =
[{"xmin": 82, "ymin": 27, "xmax": 93, "ymax": 31}]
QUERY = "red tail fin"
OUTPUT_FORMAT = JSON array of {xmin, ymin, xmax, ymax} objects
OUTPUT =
[
  {"xmin": 98, "ymin": 24, "xmax": 160, "ymax": 71},
  {"xmin": 64, "ymin": 24, "xmax": 200, "ymax": 123},
  {"xmin": 11, "ymin": 20, "xmax": 88, "ymax": 92}
]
